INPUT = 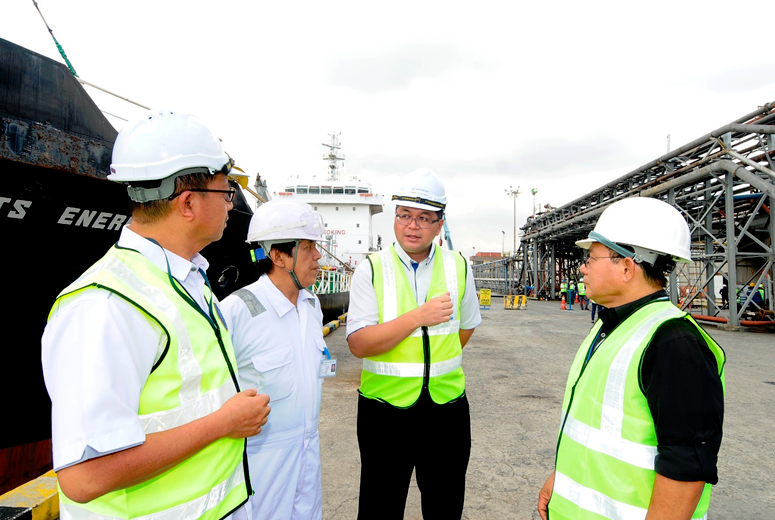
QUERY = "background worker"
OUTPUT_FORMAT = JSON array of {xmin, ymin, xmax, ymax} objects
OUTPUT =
[
  {"xmin": 577, "ymin": 280, "xmax": 588, "ymax": 310},
  {"xmin": 746, "ymin": 282, "xmax": 764, "ymax": 313},
  {"xmin": 346, "ymin": 168, "xmax": 482, "ymax": 520},
  {"xmin": 719, "ymin": 280, "xmax": 729, "ymax": 309},
  {"xmin": 568, "ymin": 280, "xmax": 576, "ymax": 310},
  {"xmin": 222, "ymin": 200, "xmax": 329, "ymax": 520},
  {"xmin": 537, "ymin": 197, "xmax": 725, "ymax": 520},
  {"xmin": 42, "ymin": 110, "xmax": 270, "ymax": 519},
  {"xmin": 560, "ymin": 279, "xmax": 568, "ymax": 305}
]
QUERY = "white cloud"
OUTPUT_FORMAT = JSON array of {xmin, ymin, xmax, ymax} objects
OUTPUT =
[{"xmin": 3, "ymin": 0, "xmax": 774, "ymax": 256}]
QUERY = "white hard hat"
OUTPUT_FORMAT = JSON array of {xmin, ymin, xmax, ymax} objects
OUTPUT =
[
  {"xmin": 392, "ymin": 168, "xmax": 447, "ymax": 213},
  {"xmin": 575, "ymin": 197, "xmax": 692, "ymax": 264},
  {"xmin": 247, "ymin": 200, "xmax": 324, "ymax": 250},
  {"xmin": 110, "ymin": 110, "xmax": 230, "ymax": 182}
]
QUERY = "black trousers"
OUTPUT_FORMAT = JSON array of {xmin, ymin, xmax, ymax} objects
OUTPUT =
[{"xmin": 356, "ymin": 392, "xmax": 471, "ymax": 520}]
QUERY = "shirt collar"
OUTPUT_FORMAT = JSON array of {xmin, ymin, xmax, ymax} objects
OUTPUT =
[
  {"xmin": 258, "ymin": 273, "xmax": 314, "ymax": 317},
  {"xmin": 392, "ymin": 242, "xmax": 437, "ymax": 270},
  {"xmin": 117, "ymin": 226, "xmax": 209, "ymax": 283},
  {"xmin": 599, "ymin": 289, "xmax": 669, "ymax": 329}
]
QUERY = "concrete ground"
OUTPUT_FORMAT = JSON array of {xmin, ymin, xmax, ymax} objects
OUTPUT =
[{"xmin": 318, "ymin": 298, "xmax": 775, "ymax": 519}]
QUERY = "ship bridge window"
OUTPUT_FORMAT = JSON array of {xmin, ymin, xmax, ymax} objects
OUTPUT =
[
  {"xmin": 358, "ymin": 187, "xmax": 369, "ymax": 194},
  {"xmin": 285, "ymin": 187, "xmax": 295, "ymax": 193},
  {"xmin": 345, "ymin": 186, "xmax": 356, "ymax": 195},
  {"xmin": 333, "ymin": 187, "xmax": 344, "ymax": 194},
  {"xmin": 309, "ymin": 186, "xmax": 320, "ymax": 194},
  {"xmin": 321, "ymin": 186, "xmax": 332, "ymax": 194},
  {"xmin": 297, "ymin": 186, "xmax": 308, "ymax": 194},
  {"xmin": 352, "ymin": 207, "xmax": 356, "ymax": 211}
]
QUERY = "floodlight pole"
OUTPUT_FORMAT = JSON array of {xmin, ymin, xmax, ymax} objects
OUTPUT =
[{"xmin": 505, "ymin": 186, "xmax": 520, "ymax": 254}]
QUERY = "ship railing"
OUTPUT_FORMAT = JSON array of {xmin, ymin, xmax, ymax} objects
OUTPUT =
[{"xmin": 313, "ymin": 267, "xmax": 352, "ymax": 295}]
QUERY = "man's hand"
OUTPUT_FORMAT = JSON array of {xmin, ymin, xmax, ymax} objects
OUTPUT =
[
  {"xmin": 218, "ymin": 389, "xmax": 271, "ymax": 439},
  {"xmin": 537, "ymin": 471, "xmax": 555, "ymax": 520},
  {"xmin": 58, "ymin": 389, "xmax": 272, "ymax": 503},
  {"xmin": 416, "ymin": 292, "xmax": 453, "ymax": 327},
  {"xmin": 348, "ymin": 292, "xmax": 454, "ymax": 358}
]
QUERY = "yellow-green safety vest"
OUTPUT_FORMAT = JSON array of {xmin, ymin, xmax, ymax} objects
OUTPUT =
[
  {"xmin": 549, "ymin": 300, "xmax": 725, "ymax": 520},
  {"xmin": 577, "ymin": 282, "xmax": 585, "ymax": 296},
  {"xmin": 49, "ymin": 245, "xmax": 249, "ymax": 520},
  {"xmin": 360, "ymin": 244, "xmax": 467, "ymax": 407}
]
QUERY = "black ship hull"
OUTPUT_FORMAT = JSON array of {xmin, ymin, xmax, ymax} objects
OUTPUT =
[{"xmin": 0, "ymin": 37, "xmax": 258, "ymax": 493}]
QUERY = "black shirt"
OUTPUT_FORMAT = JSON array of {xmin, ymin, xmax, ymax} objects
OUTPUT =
[{"xmin": 597, "ymin": 291, "xmax": 724, "ymax": 484}]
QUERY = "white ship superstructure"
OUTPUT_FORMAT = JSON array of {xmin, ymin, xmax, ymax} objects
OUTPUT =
[{"xmin": 275, "ymin": 133, "xmax": 384, "ymax": 268}]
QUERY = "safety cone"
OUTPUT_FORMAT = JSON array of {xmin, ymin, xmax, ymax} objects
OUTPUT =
[
  {"xmin": 575, "ymin": 293, "xmax": 579, "ymax": 304},
  {"xmin": 560, "ymin": 295, "xmax": 567, "ymax": 310}
]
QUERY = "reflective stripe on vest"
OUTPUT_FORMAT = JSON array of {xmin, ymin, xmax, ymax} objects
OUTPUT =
[
  {"xmin": 140, "ymin": 379, "xmax": 236, "ymax": 433},
  {"xmin": 52, "ymin": 246, "xmax": 247, "ymax": 520},
  {"xmin": 560, "ymin": 412, "xmax": 657, "ymax": 470},
  {"xmin": 551, "ymin": 301, "xmax": 724, "ymax": 520},
  {"xmin": 59, "ymin": 463, "xmax": 246, "ymax": 520},
  {"xmin": 553, "ymin": 472, "xmax": 708, "ymax": 520},
  {"xmin": 360, "ymin": 244, "xmax": 466, "ymax": 407},
  {"xmin": 363, "ymin": 353, "xmax": 462, "ymax": 378}
]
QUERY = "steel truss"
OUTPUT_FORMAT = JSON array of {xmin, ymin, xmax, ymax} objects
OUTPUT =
[{"xmin": 473, "ymin": 101, "xmax": 775, "ymax": 327}]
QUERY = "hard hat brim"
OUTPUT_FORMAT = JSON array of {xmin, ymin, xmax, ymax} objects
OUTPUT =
[
  {"xmin": 575, "ymin": 238, "xmax": 596, "ymax": 250},
  {"xmin": 394, "ymin": 200, "xmax": 444, "ymax": 213}
]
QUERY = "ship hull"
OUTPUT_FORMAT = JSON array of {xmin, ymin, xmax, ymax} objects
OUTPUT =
[
  {"xmin": 0, "ymin": 37, "xmax": 258, "ymax": 494},
  {"xmin": 319, "ymin": 291, "xmax": 349, "ymax": 324}
]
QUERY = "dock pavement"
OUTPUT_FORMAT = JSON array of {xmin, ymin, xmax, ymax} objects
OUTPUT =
[{"xmin": 319, "ymin": 298, "xmax": 775, "ymax": 519}]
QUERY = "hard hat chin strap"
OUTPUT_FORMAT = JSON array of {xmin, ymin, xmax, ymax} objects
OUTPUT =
[{"xmin": 278, "ymin": 239, "xmax": 305, "ymax": 291}]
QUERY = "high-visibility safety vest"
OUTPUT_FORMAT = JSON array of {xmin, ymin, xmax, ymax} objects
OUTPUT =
[
  {"xmin": 550, "ymin": 300, "xmax": 725, "ymax": 520},
  {"xmin": 49, "ymin": 245, "xmax": 249, "ymax": 520},
  {"xmin": 569, "ymin": 283, "xmax": 576, "ymax": 292},
  {"xmin": 360, "ymin": 244, "xmax": 467, "ymax": 408},
  {"xmin": 577, "ymin": 282, "xmax": 586, "ymax": 296},
  {"xmin": 560, "ymin": 283, "xmax": 567, "ymax": 293}
]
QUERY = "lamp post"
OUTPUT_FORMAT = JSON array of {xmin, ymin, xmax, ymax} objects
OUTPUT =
[
  {"xmin": 505, "ymin": 186, "xmax": 520, "ymax": 254},
  {"xmin": 531, "ymin": 188, "xmax": 538, "ymax": 217},
  {"xmin": 472, "ymin": 246, "xmax": 476, "ymax": 265},
  {"xmin": 501, "ymin": 230, "xmax": 505, "ymax": 257}
]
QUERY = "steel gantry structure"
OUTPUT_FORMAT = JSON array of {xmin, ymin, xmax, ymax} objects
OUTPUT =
[{"xmin": 473, "ymin": 101, "xmax": 775, "ymax": 328}]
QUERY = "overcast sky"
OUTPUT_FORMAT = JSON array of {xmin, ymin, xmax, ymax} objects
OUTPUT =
[{"xmin": 5, "ymin": 0, "xmax": 774, "ymax": 257}]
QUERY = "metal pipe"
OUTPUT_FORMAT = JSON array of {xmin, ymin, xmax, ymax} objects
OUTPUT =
[
  {"xmin": 692, "ymin": 314, "xmax": 775, "ymax": 327},
  {"xmin": 538, "ymin": 104, "xmax": 774, "ymax": 217},
  {"xmin": 726, "ymin": 150, "xmax": 775, "ymax": 180},
  {"xmin": 525, "ymin": 158, "xmax": 773, "ymax": 242}
]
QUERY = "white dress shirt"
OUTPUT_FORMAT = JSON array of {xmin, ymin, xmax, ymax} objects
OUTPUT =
[
  {"xmin": 42, "ymin": 226, "xmax": 213, "ymax": 470},
  {"xmin": 346, "ymin": 243, "xmax": 482, "ymax": 337}
]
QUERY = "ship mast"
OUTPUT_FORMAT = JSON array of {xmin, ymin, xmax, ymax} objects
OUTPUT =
[{"xmin": 322, "ymin": 132, "xmax": 345, "ymax": 182}]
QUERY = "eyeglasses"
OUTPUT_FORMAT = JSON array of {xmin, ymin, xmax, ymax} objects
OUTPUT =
[
  {"xmin": 395, "ymin": 214, "xmax": 441, "ymax": 229},
  {"xmin": 169, "ymin": 188, "xmax": 237, "ymax": 202},
  {"xmin": 582, "ymin": 255, "xmax": 617, "ymax": 267}
]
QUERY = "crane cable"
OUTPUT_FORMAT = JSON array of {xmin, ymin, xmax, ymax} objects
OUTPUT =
[{"xmin": 31, "ymin": 0, "xmax": 78, "ymax": 77}]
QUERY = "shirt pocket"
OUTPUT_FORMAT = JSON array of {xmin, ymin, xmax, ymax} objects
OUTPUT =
[
  {"xmin": 251, "ymin": 347, "xmax": 295, "ymax": 403},
  {"xmin": 313, "ymin": 336, "xmax": 328, "ymax": 383}
]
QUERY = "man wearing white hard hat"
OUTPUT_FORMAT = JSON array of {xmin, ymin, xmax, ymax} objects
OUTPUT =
[
  {"xmin": 347, "ymin": 168, "xmax": 482, "ymax": 519},
  {"xmin": 42, "ymin": 110, "xmax": 270, "ymax": 519},
  {"xmin": 537, "ymin": 197, "xmax": 725, "ymax": 520},
  {"xmin": 221, "ymin": 200, "xmax": 329, "ymax": 520}
]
